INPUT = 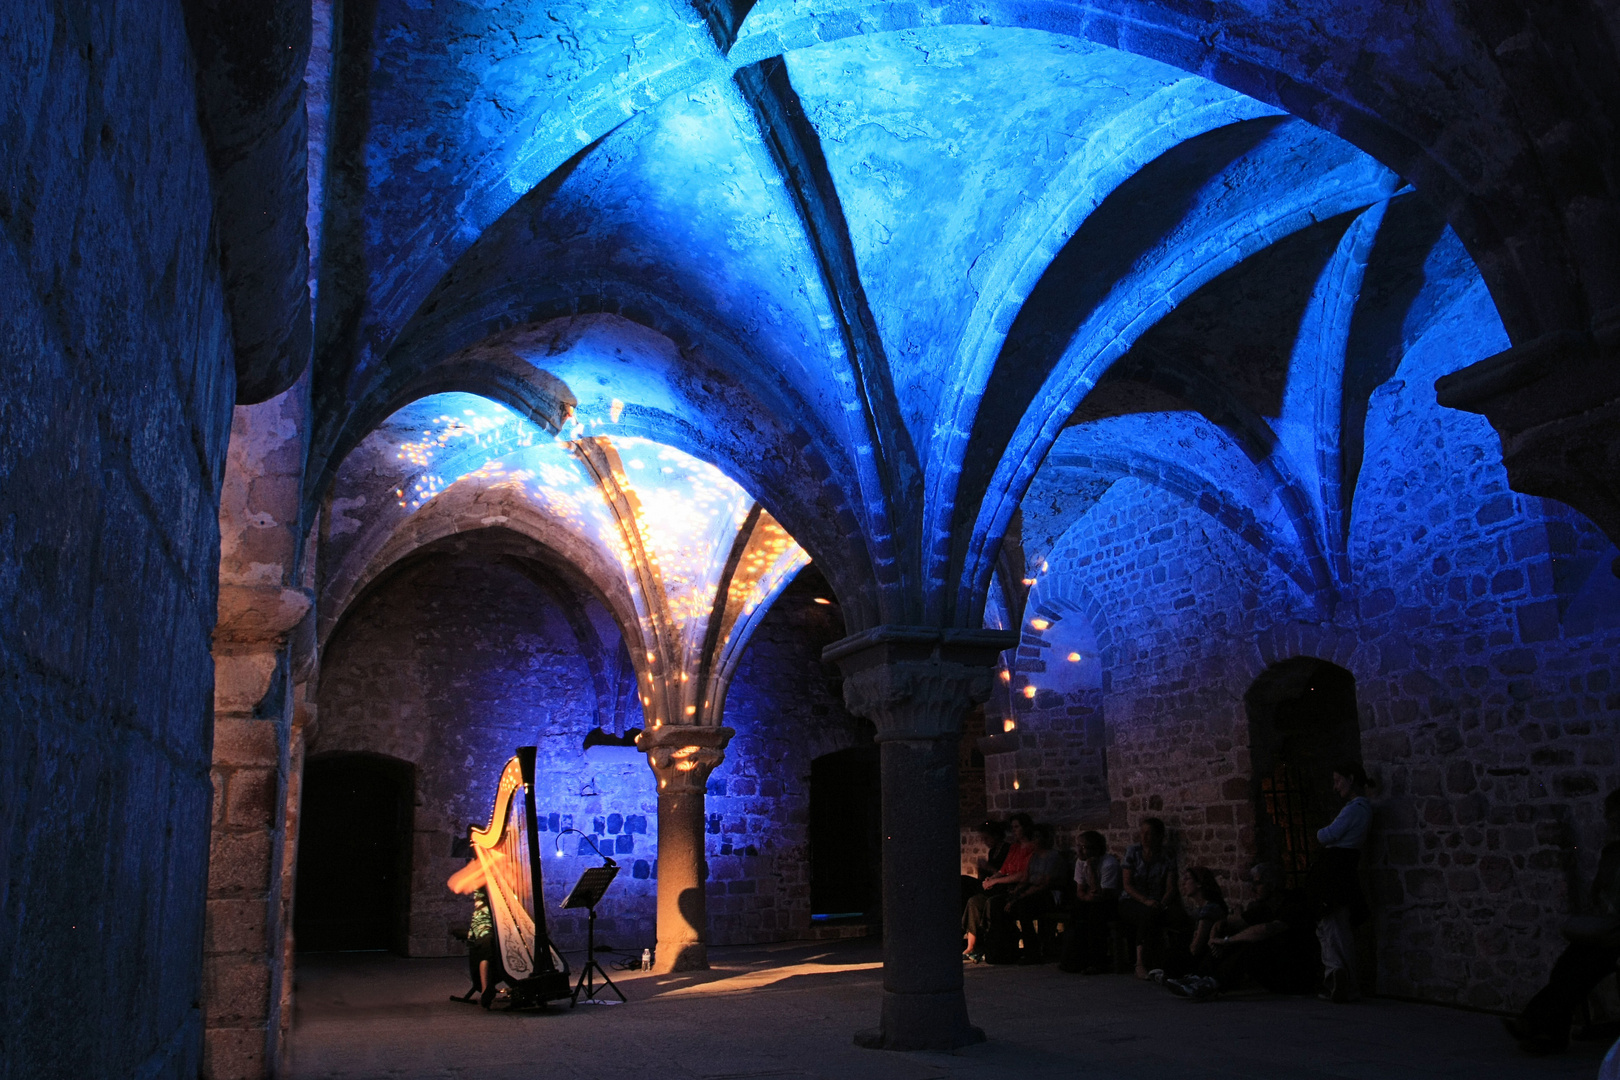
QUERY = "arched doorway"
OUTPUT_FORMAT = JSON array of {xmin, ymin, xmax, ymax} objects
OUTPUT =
[
  {"xmin": 294, "ymin": 754, "xmax": 415, "ymax": 953},
  {"xmin": 808, "ymin": 745, "xmax": 881, "ymax": 919},
  {"xmin": 1244, "ymin": 657, "xmax": 1361, "ymax": 889}
]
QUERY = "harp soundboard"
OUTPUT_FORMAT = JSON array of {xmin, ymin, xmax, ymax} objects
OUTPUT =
[{"xmin": 468, "ymin": 746, "xmax": 572, "ymax": 1006}]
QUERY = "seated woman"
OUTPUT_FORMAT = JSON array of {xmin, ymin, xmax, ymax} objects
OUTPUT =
[
  {"xmin": 1200, "ymin": 862, "xmax": 1319, "ymax": 995},
  {"xmin": 1060, "ymin": 830, "xmax": 1121, "ymax": 973},
  {"xmin": 1163, "ymin": 866, "xmax": 1227, "ymax": 980},
  {"xmin": 962, "ymin": 820, "xmax": 1010, "ymax": 910},
  {"xmin": 1118, "ymin": 817, "xmax": 1177, "ymax": 979},
  {"xmin": 466, "ymin": 885, "xmax": 502, "ymax": 1008},
  {"xmin": 1008, "ymin": 824, "xmax": 1066, "ymax": 962},
  {"xmin": 963, "ymin": 813, "xmax": 1033, "ymax": 962}
]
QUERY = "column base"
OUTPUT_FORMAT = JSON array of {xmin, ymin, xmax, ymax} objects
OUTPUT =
[
  {"xmin": 655, "ymin": 941, "xmax": 709, "ymax": 973},
  {"xmin": 854, "ymin": 989, "xmax": 986, "ymax": 1051}
]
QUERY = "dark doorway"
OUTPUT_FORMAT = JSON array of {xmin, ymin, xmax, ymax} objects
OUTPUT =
[
  {"xmin": 1245, "ymin": 658, "xmax": 1362, "ymax": 889},
  {"xmin": 294, "ymin": 754, "xmax": 414, "ymax": 953},
  {"xmin": 808, "ymin": 745, "xmax": 881, "ymax": 917}
]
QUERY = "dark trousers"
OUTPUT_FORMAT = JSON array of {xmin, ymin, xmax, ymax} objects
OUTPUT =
[
  {"xmin": 1010, "ymin": 890, "xmax": 1059, "ymax": 960},
  {"xmin": 1117, "ymin": 897, "xmax": 1168, "ymax": 968},
  {"xmin": 1520, "ymin": 941, "xmax": 1620, "ymax": 1043},
  {"xmin": 963, "ymin": 889, "xmax": 1019, "ymax": 962},
  {"xmin": 1060, "ymin": 895, "xmax": 1117, "ymax": 972}
]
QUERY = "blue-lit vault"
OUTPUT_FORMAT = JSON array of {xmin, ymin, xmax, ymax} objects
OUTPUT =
[
  {"xmin": 320, "ymin": 391, "xmax": 808, "ymax": 738},
  {"xmin": 309, "ymin": 14, "xmax": 1518, "ymax": 636},
  {"xmin": 280, "ymin": 0, "xmax": 1620, "ymax": 1047}
]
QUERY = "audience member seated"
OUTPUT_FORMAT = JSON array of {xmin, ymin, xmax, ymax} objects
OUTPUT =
[
  {"xmin": 1163, "ymin": 866, "xmax": 1227, "ymax": 979},
  {"xmin": 963, "ymin": 813, "xmax": 1033, "ymax": 963},
  {"xmin": 1505, "ymin": 787, "xmax": 1620, "ymax": 1054},
  {"xmin": 1167, "ymin": 862, "xmax": 1317, "ymax": 1000},
  {"xmin": 1009, "ymin": 824, "xmax": 1066, "ymax": 962},
  {"xmin": 962, "ymin": 819, "xmax": 1009, "ymax": 910},
  {"xmin": 1060, "ymin": 830, "xmax": 1121, "ymax": 974},
  {"xmin": 1118, "ymin": 816, "xmax": 1177, "ymax": 979}
]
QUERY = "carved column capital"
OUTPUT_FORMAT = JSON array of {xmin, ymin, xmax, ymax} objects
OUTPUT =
[
  {"xmin": 636, "ymin": 725, "xmax": 734, "ymax": 794},
  {"xmin": 823, "ymin": 626, "xmax": 1018, "ymax": 741}
]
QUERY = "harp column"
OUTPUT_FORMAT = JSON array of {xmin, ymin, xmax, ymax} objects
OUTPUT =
[
  {"xmin": 823, "ymin": 626, "xmax": 1017, "ymax": 1052},
  {"xmin": 637, "ymin": 724, "xmax": 734, "ymax": 972}
]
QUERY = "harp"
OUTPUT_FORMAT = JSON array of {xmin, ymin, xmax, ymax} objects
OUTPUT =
[{"xmin": 466, "ymin": 747, "xmax": 571, "ymax": 1005}]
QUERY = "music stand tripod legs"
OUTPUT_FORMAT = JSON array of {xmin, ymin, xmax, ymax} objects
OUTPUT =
[
  {"xmin": 572, "ymin": 903, "xmax": 625, "ymax": 1005},
  {"xmin": 561, "ymin": 862, "xmax": 624, "ymax": 1006}
]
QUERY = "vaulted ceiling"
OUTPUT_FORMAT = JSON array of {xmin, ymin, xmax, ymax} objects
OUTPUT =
[{"xmin": 306, "ymin": 2, "xmax": 1589, "ymax": 634}]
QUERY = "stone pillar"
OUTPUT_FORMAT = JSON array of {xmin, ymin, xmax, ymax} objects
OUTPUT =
[
  {"xmin": 636, "ymin": 724, "xmax": 734, "ymax": 972},
  {"xmin": 823, "ymin": 626, "xmax": 1018, "ymax": 1051},
  {"xmin": 203, "ymin": 382, "xmax": 312, "ymax": 1080}
]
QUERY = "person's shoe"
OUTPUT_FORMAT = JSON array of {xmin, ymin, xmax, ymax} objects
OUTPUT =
[
  {"xmin": 1189, "ymin": 976, "xmax": 1221, "ymax": 1001},
  {"xmin": 962, "ymin": 951, "xmax": 985, "ymax": 964},
  {"xmin": 1148, "ymin": 968, "xmax": 1167, "ymax": 985},
  {"xmin": 1320, "ymin": 968, "xmax": 1357, "ymax": 1003},
  {"xmin": 478, "ymin": 984, "xmax": 497, "ymax": 1010},
  {"xmin": 1165, "ymin": 977, "xmax": 1194, "ymax": 998}
]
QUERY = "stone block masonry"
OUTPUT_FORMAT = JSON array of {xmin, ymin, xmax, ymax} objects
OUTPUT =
[
  {"xmin": 314, "ymin": 551, "xmax": 657, "ymax": 956},
  {"xmin": 0, "ymin": 3, "xmax": 237, "ymax": 1077},
  {"xmin": 705, "ymin": 569, "xmax": 872, "ymax": 945},
  {"xmin": 1000, "ymin": 347, "xmax": 1620, "ymax": 1012}
]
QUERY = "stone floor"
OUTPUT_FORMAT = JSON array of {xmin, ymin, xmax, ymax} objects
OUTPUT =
[{"xmin": 289, "ymin": 940, "xmax": 1616, "ymax": 1080}]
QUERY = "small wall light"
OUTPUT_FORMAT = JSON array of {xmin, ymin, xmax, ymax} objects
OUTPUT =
[
  {"xmin": 1022, "ymin": 685, "xmax": 1037, "ymax": 699},
  {"xmin": 1030, "ymin": 618, "xmax": 1050, "ymax": 630},
  {"xmin": 1067, "ymin": 652, "xmax": 1082, "ymax": 662}
]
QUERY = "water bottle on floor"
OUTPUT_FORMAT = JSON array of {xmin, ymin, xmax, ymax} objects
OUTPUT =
[{"xmin": 641, "ymin": 948, "xmax": 652, "ymax": 971}]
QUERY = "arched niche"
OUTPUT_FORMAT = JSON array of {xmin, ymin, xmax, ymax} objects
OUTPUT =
[{"xmin": 1244, "ymin": 656, "xmax": 1362, "ymax": 889}]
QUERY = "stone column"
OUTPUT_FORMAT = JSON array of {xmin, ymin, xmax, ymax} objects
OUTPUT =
[
  {"xmin": 636, "ymin": 724, "xmax": 734, "ymax": 972},
  {"xmin": 203, "ymin": 382, "xmax": 312, "ymax": 1080},
  {"xmin": 823, "ymin": 626, "xmax": 1018, "ymax": 1051}
]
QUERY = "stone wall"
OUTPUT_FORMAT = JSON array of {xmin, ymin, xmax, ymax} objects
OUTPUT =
[
  {"xmin": 705, "ymin": 568, "xmax": 872, "ymax": 944},
  {"xmin": 1006, "ymin": 315, "xmax": 1620, "ymax": 1010},
  {"xmin": 312, "ymin": 549, "xmax": 656, "ymax": 956},
  {"xmin": 0, "ymin": 3, "xmax": 235, "ymax": 1077}
]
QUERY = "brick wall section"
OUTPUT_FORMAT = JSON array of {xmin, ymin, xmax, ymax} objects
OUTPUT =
[
  {"xmin": 0, "ymin": 4, "xmax": 235, "ymax": 1076},
  {"xmin": 1006, "ymin": 342, "xmax": 1620, "ymax": 1010},
  {"xmin": 1347, "ymin": 341, "xmax": 1620, "ymax": 1009},
  {"xmin": 1035, "ymin": 480, "xmax": 1290, "ymax": 878},
  {"xmin": 314, "ymin": 557, "xmax": 868, "ymax": 956},
  {"xmin": 704, "ymin": 569, "xmax": 873, "ymax": 944},
  {"xmin": 313, "ymin": 552, "xmax": 656, "ymax": 956}
]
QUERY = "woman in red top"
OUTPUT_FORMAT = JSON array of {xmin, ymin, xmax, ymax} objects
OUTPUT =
[{"xmin": 963, "ymin": 814, "xmax": 1034, "ymax": 961}]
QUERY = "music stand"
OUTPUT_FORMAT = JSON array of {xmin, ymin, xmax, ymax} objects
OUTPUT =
[{"xmin": 562, "ymin": 864, "xmax": 623, "ymax": 1005}]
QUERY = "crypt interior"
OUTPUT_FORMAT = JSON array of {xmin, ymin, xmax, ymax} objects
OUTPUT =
[{"xmin": 5, "ymin": 1, "xmax": 1620, "ymax": 1077}]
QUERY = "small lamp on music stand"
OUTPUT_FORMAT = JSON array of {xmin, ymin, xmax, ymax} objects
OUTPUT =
[{"xmin": 556, "ymin": 828, "xmax": 625, "ymax": 1005}]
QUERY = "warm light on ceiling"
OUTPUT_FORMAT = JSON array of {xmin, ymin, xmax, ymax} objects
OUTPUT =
[
  {"xmin": 1003, "ymin": 719, "xmax": 1015, "ymax": 732},
  {"xmin": 1022, "ymin": 685, "xmax": 1037, "ymax": 699},
  {"xmin": 1068, "ymin": 652, "xmax": 1082, "ymax": 662},
  {"xmin": 813, "ymin": 597, "xmax": 832, "ymax": 605},
  {"xmin": 999, "ymin": 670, "xmax": 1010, "ymax": 682},
  {"xmin": 1030, "ymin": 618, "xmax": 1049, "ymax": 630}
]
